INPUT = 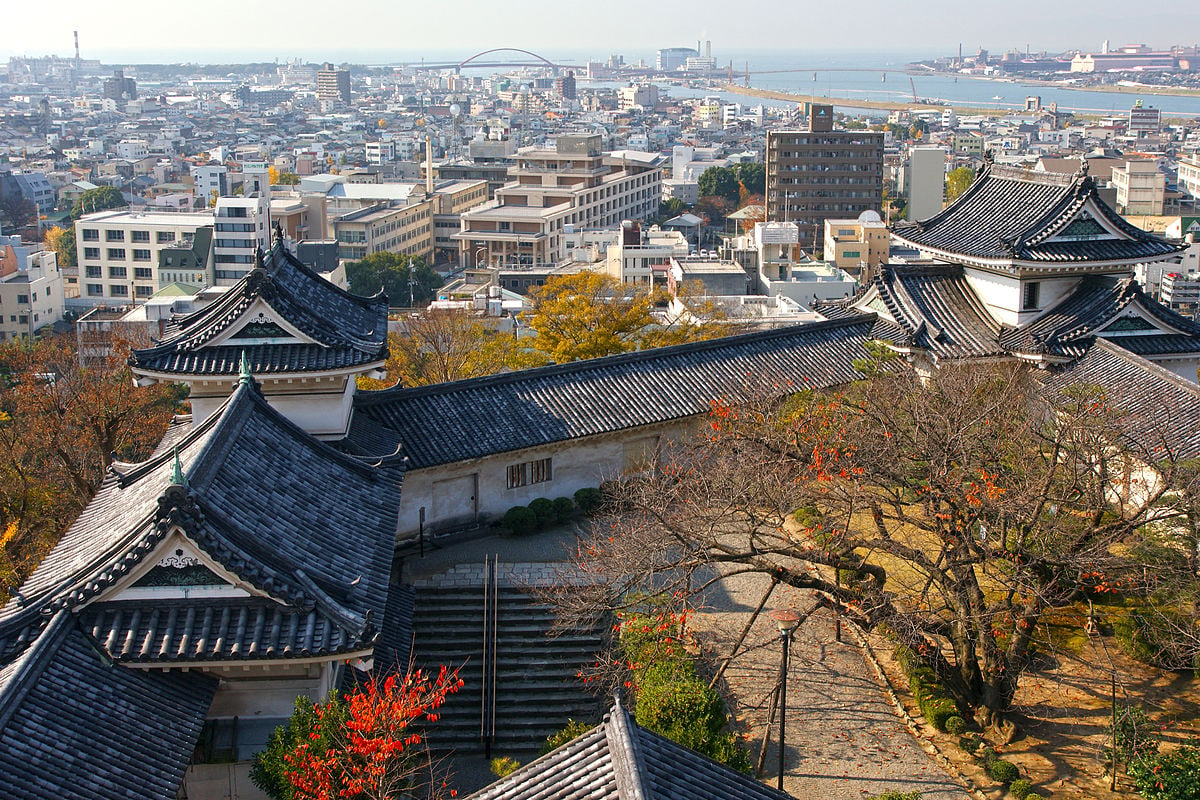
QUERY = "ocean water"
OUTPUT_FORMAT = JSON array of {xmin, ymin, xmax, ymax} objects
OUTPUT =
[{"xmin": 81, "ymin": 44, "xmax": 1200, "ymax": 117}]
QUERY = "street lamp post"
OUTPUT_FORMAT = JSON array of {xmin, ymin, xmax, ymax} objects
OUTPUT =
[{"xmin": 770, "ymin": 609, "xmax": 801, "ymax": 792}]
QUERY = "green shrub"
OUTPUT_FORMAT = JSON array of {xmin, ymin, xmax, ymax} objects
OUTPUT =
[
  {"xmin": 251, "ymin": 693, "xmax": 349, "ymax": 799},
  {"xmin": 634, "ymin": 660, "xmax": 751, "ymax": 773},
  {"xmin": 894, "ymin": 645, "xmax": 961, "ymax": 732},
  {"xmin": 1009, "ymin": 778, "xmax": 1034, "ymax": 799},
  {"xmin": 945, "ymin": 715, "xmax": 967, "ymax": 735},
  {"xmin": 866, "ymin": 792, "xmax": 921, "ymax": 800},
  {"xmin": 1105, "ymin": 705, "xmax": 1161, "ymax": 765},
  {"xmin": 573, "ymin": 487, "xmax": 603, "ymax": 513},
  {"xmin": 541, "ymin": 719, "xmax": 593, "ymax": 754},
  {"xmin": 528, "ymin": 497, "xmax": 556, "ymax": 529},
  {"xmin": 987, "ymin": 758, "xmax": 1021, "ymax": 785},
  {"xmin": 1129, "ymin": 745, "xmax": 1200, "ymax": 800},
  {"xmin": 957, "ymin": 734, "xmax": 983, "ymax": 755},
  {"xmin": 552, "ymin": 496, "xmax": 576, "ymax": 523},
  {"xmin": 490, "ymin": 756, "xmax": 520, "ymax": 778},
  {"xmin": 500, "ymin": 505, "xmax": 537, "ymax": 536}
]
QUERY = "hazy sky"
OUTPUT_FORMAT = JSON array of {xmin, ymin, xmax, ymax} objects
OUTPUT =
[{"xmin": 3, "ymin": 0, "xmax": 1196, "ymax": 63}]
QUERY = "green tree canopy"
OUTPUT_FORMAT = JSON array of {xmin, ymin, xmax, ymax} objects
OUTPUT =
[
  {"xmin": 734, "ymin": 162, "xmax": 765, "ymax": 196},
  {"xmin": 71, "ymin": 186, "xmax": 125, "ymax": 218},
  {"xmin": 344, "ymin": 252, "xmax": 442, "ymax": 307},
  {"xmin": 697, "ymin": 167, "xmax": 740, "ymax": 206},
  {"xmin": 945, "ymin": 166, "xmax": 976, "ymax": 204}
]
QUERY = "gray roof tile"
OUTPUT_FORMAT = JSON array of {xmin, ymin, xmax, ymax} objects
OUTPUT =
[{"xmin": 353, "ymin": 318, "xmax": 879, "ymax": 469}]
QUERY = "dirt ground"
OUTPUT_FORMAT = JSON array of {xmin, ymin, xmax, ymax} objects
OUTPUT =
[{"xmin": 867, "ymin": 603, "xmax": 1200, "ymax": 799}]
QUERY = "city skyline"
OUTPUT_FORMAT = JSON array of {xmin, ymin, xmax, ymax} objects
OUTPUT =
[{"xmin": 3, "ymin": 0, "xmax": 1197, "ymax": 64}]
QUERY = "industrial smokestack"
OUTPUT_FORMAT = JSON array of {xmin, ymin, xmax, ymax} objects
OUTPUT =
[
  {"xmin": 706, "ymin": 40, "xmax": 711, "ymax": 58},
  {"xmin": 425, "ymin": 135, "xmax": 433, "ymax": 195},
  {"xmin": 74, "ymin": 31, "xmax": 80, "ymax": 61}
]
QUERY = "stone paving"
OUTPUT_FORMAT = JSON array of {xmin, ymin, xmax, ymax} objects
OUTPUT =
[
  {"xmin": 693, "ymin": 569, "xmax": 972, "ymax": 800},
  {"xmin": 403, "ymin": 525, "xmax": 972, "ymax": 799}
]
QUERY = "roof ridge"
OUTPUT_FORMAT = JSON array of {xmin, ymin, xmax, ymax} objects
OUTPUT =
[
  {"xmin": 356, "ymin": 316, "xmax": 878, "ymax": 406},
  {"xmin": 269, "ymin": 238, "xmax": 388, "ymax": 309},
  {"xmin": 607, "ymin": 696, "xmax": 651, "ymax": 800}
]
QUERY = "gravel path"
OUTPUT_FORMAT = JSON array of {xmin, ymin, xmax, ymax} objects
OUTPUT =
[{"xmin": 693, "ymin": 569, "xmax": 972, "ymax": 800}]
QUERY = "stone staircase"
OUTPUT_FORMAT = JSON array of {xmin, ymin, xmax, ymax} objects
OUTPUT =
[{"xmin": 408, "ymin": 562, "xmax": 608, "ymax": 756}]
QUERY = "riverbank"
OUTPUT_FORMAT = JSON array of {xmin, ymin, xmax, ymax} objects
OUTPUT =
[
  {"xmin": 911, "ymin": 67, "xmax": 1200, "ymax": 100},
  {"xmin": 713, "ymin": 83, "xmax": 1022, "ymax": 117}
]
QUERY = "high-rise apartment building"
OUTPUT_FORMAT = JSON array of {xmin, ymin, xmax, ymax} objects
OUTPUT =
[
  {"xmin": 316, "ymin": 63, "xmax": 351, "ymax": 105},
  {"xmin": 765, "ymin": 104, "xmax": 884, "ymax": 251},
  {"xmin": 212, "ymin": 196, "xmax": 271, "ymax": 285}
]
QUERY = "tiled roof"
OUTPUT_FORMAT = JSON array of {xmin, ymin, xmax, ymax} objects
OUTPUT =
[
  {"xmin": 131, "ymin": 238, "xmax": 388, "ymax": 376},
  {"xmin": 893, "ymin": 162, "xmax": 1182, "ymax": 264},
  {"xmin": 0, "ymin": 612, "xmax": 217, "ymax": 800},
  {"xmin": 823, "ymin": 265, "xmax": 1005, "ymax": 358},
  {"xmin": 466, "ymin": 698, "xmax": 790, "ymax": 800},
  {"xmin": 818, "ymin": 267, "xmax": 1200, "ymax": 363},
  {"xmin": 1040, "ymin": 340, "xmax": 1200, "ymax": 461},
  {"xmin": 353, "ymin": 318, "xmax": 880, "ymax": 469},
  {"xmin": 82, "ymin": 596, "xmax": 374, "ymax": 663},
  {"xmin": 1000, "ymin": 276, "xmax": 1200, "ymax": 358},
  {"xmin": 0, "ymin": 380, "xmax": 403, "ymax": 665}
]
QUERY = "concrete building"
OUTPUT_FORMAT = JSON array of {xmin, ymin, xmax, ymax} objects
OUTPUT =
[
  {"xmin": 1162, "ymin": 271, "xmax": 1200, "ymax": 315},
  {"xmin": 657, "ymin": 47, "xmax": 697, "ymax": 72},
  {"xmin": 1178, "ymin": 153, "xmax": 1200, "ymax": 204},
  {"xmin": 316, "ymin": 63, "xmax": 351, "ymax": 105},
  {"xmin": 1111, "ymin": 159, "xmax": 1165, "ymax": 216},
  {"xmin": 907, "ymin": 146, "xmax": 946, "ymax": 221},
  {"xmin": 332, "ymin": 201, "xmax": 434, "ymax": 263},
  {"xmin": 604, "ymin": 222, "xmax": 689, "ymax": 285},
  {"xmin": 823, "ymin": 211, "xmax": 890, "ymax": 280},
  {"xmin": 75, "ymin": 209, "xmax": 215, "ymax": 303},
  {"xmin": 0, "ymin": 235, "xmax": 63, "ymax": 340},
  {"xmin": 765, "ymin": 105, "xmax": 884, "ymax": 252},
  {"xmin": 212, "ymin": 196, "xmax": 271, "ymax": 285},
  {"xmin": 456, "ymin": 134, "xmax": 664, "ymax": 269},
  {"xmin": 618, "ymin": 84, "xmax": 659, "ymax": 111},
  {"xmin": 191, "ymin": 164, "xmax": 228, "ymax": 201},
  {"xmin": 1128, "ymin": 102, "xmax": 1162, "ymax": 138}
]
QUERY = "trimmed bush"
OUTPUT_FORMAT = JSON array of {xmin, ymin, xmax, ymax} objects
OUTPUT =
[
  {"xmin": 574, "ymin": 487, "xmax": 603, "ymax": 513},
  {"xmin": 987, "ymin": 758, "xmax": 1021, "ymax": 785},
  {"xmin": 528, "ymin": 497, "xmax": 556, "ymax": 528},
  {"xmin": 1009, "ymin": 778, "xmax": 1034, "ymax": 799},
  {"xmin": 894, "ymin": 645, "xmax": 962, "ymax": 732},
  {"xmin": 501, "ymin": 506, "xmax": 538, "ymax": 536},
  {"xmin": 957, "ymin": 734, "xmax": 983, "ymax": 755},
  {"xmin": 635, "ymin": 662, "xmax": 751, "ymax": 773},
  {"xmin": 552, "ymin": 496, "xmax": 576, "ymax": 523},
  {"xmin": 867, "ymin": 792, "xmax": 921, "ymax": 800},
  {"xmin": 1129, "ymin": 745, "xmax": 1200, "ymax": 800},
  {"xmin": 490, "ymin": 756, "xmax": 520, "ymax": 778},
  {"xmin": 945, "ymin": 715, "xmax": 967, "ymax": 735}
]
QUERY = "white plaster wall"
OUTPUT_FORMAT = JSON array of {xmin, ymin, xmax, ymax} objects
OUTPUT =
[
  {"xmin": 1146, "ymin": 356, "xmax": 1200, "ymax": 383},
  {"xmin": 189, "ymin": 381, "xmax": 355, "ymax": 437},
  {"xmin": 963, "ymin": 268, "xmax": 1082, "ymax": 327},
  {"xmin": 395, "ymin": 422, "xmax": 688, "ymax": 541}
]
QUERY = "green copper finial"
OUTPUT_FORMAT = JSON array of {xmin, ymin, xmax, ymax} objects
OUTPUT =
[
  {"xmin": 238, "ymin": 350, "xmax": 252, "ymax": 385},
  {"xmin": 171, "ymin": 446, "xmax": 188, "ymax": 488}
]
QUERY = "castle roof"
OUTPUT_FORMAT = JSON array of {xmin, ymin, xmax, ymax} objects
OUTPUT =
[
  {"xmin": 351, "ymin": 317, "xmax": 880, "ymax": 469},
  {"xmin": 0, "ymin": 380, "xmax": 403, "ymax": 668},
  {"xmin": 892, "ymin": 161, "xmax": 1183, "ymax": 268},
  {"xmin": 466, "ymin": 697, "xmax": 791, "ymax": 800},
  {"xmin": 130, "ymin": 236, "xmax": 389, "ymax": 378},
  {"xmin": 816, "ymin": 266, "xmax": 1200, "ymax": 364}
]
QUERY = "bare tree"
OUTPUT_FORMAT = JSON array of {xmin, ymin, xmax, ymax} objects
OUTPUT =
[{"xmin": 549, "ymin": 362, "xmax": 1200, "ymax": 736}]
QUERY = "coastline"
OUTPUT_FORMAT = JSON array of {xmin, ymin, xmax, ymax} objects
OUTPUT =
[
  {"xmin": 907, "ymin": 67, "xmax": 1200, "ymax": 99},
  {"xmin": 712, "ymin": 83, "xmax": 1028, "ymax": 117}
]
